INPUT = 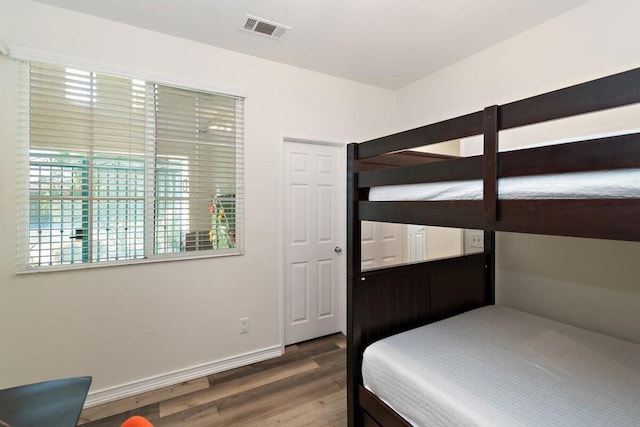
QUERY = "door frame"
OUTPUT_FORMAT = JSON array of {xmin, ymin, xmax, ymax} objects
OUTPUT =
[{"xmin": 279, "ymin": 137, "xmax": 346, "ymax": 352}]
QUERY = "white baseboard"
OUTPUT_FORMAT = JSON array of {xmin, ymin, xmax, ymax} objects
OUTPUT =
[{"xmin": 84, "ymin": 345, "xmax": 282, "ymax": 408}]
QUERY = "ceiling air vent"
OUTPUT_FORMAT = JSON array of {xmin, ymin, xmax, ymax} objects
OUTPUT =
[{"xmin": 241, "ymin": 15, "xmax": 291, "ymax": 40}]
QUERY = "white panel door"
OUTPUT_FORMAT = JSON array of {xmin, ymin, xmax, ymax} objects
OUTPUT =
[
  {"xmin": 284, "ymin": 141, "xmax": 341, "ymax": 345},
  {"xmin": 407, "ymin": 224, "xmax": 427, "ymax": 262},
  {"xmin": 361, "ymin": 221, "xmax": 405, "ymax": 270}
]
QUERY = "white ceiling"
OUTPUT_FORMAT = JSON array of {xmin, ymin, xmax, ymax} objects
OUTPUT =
[{"xmin": 35, "ymin": 0, "xmax": 590, "ymax": 89}]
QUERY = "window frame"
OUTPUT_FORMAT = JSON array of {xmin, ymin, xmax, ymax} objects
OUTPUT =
[{"xmin": 14, "ymin": 49, "xmax": 246, "ymax": 273}]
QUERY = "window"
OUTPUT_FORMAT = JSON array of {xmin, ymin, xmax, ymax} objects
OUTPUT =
[{"xmin": 19, "ymin": 62, "xmax": 244, "ymax": 271}]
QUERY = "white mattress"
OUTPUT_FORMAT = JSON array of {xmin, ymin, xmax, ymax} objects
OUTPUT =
[
  {"xmin": 362, "ymin": 305, "xmax": 640, "ymax": 426},
  {"xmin": 368, "ymin": 169, "xmax": 640, "ymax": 201}
]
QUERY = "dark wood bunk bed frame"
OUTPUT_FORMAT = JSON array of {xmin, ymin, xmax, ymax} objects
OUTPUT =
[{"xmin": 346, "ymin": 67, "xmax": 640, "ymax": 427}]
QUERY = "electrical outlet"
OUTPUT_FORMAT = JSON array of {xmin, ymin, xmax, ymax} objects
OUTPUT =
[
  {"xmin": 239, "ymin": 317, "xmax": 249, "ymax": 334},
  {"xmin": 467, "ymin": 230, "xmax": 484, "ymax": 249}
]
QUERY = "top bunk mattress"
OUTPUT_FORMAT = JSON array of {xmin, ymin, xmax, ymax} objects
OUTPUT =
[
  {"xmin": 362, "ymin": 305, "xmax": 640, "ymax": 427},
  {"xmin": 368, "ymin": 168, "xmax": 640, "ymax": 201}
]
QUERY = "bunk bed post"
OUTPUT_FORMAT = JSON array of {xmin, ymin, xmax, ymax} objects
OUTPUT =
[
  {"xmin": 483, "ymin": 106, "xmax": 498, "ymax": 306},
  {"xmin": 483, "ymin": 105, "xmax": 499, "ymax": 223},
  {"xmin": 484, "ymin": 230, "xmax": 496, "ymax": 304},
  {"xmin": 346, "ymin": 143, "xmax": 363, "ymax": 427}
]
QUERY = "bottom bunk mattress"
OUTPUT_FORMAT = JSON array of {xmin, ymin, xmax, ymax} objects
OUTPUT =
[{"xmin": 362, "ymin": 305, "xmax": 640, "ymax": 426}]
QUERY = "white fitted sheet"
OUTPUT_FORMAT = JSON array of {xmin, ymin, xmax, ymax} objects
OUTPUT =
[
  {"xmin": 368, "ymin": 169, "xmax": 640, "ymax": 201},
  {"xmin": 362, "ymin": 305, "xmax": 640, "ymax": 426}
]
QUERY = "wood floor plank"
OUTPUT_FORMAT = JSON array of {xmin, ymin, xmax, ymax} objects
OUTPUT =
[
  {"xmin": 205, "ymin": 339, "xmax": 335, "ymax": 388},
  {"xmin": 216, "ymin": 376, "xmax": 342, "ymax": 426},
  {"xmin": 286, "ymin": 344, "xmax": 300, "ymax": 353},
  {"xmin": 335, "ymin": 334, "xmax": 346, "ymax": 349},
  {"xmin": 80, "ymin": 404, "xmax": 159, "ymax": 427},
  {"xmin": 255, "ymin": 388, "xmax": 347, "ymax": 426},
  {"xmin": 333, "ymin": 375, "xmax": 347, "ymax": 389},
  {"xmin": 154, "ymin": 401, "xmax": 220, "ymax": 427},
  {"xmin": 79, "ymin": 377, "xmax": 209, "ymax": 424},
  {"xmin": 314, "ymin": 347, "xmax": 346, "ymax": 370},
  {"xmin": 207, "ymin": 363, "xmax": 258, "ymax": 386},
  {"xmin": 213, "ymin": 363, "xmax": 331, "ymax": 414},
  {"xmin": 159, "ymin": 359, "xmax": 319, "ymax": 417},
  {"xmin": 156, "ymin": 375, "xmax": 340, "ymax": 427},
  {"xmin": 256, "ymin": 339, "xmax": 339, "ymax": 371},
  {"xmin": 296, "ymin": 335, "xmax": 341, "ymax": 354}
]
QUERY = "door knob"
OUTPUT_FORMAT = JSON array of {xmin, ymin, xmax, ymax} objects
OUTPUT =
[{"xmin": 334, "ymin": 246, "xmax": 342, "ymax": 253}]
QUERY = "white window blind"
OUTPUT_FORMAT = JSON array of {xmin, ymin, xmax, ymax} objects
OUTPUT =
[{"xmin": 18, "ymin": 61, "xmax": 244, "ymax": 271}]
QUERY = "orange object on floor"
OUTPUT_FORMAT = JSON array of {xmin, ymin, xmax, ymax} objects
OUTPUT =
[{"xmin": 121, "ymin": 415, "xmax": 153, "ymax": 427}]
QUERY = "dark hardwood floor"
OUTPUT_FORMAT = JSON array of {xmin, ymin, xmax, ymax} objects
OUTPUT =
[{"xmin": 79, "ymin": 333, "xmax": 346, "ymax": 426}]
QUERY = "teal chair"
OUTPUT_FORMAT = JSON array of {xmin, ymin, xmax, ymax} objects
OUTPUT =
[{"xmin": 0, "ymin": 377, "xmax": 92, "ymax": 427}]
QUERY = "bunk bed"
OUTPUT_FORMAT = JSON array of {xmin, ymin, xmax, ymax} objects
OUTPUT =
[{"xmin": 346, "ymin": 67, "xmax": 640, "ymax": 426}]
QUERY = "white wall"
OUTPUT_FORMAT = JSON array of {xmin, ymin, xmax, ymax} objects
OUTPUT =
[
  {"xmin": 0, "ymin": 0, "xmax": 396, "ymax": 398},
  {"xmin": 397, "ymin": 0, "xmax": 640, "ymax": 343}
]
